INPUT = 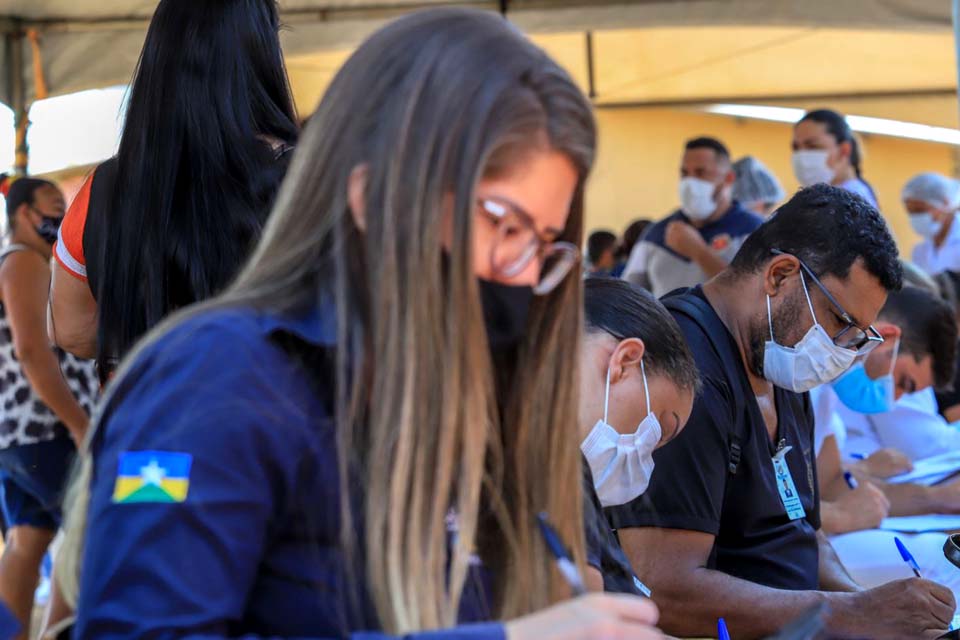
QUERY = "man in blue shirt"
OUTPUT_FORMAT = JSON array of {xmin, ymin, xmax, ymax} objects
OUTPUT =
[{"xmin": 623, "ymin": 137, "xmax": 763, "ymax": 297}]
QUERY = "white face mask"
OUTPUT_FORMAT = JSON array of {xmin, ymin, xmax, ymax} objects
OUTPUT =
[
  {"xmin": 910, "ymin": 212, "xmax": 943, "ymax": 238},
  {"xmin": 581, "ymin": 359, "xmax": 662, "ymax": 507},
  {"xmin": 792, "ymin": 150, "xmax": 835, "ymax": 187},
  {"xmin": 679, "ymin": 177, "xmax": 718, "ymax": 221},
  {"xmin": 763, "ymin": 271, "xmax": 857, "ymax": 392}
]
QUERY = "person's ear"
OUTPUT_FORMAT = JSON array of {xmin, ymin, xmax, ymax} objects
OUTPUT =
[
  {"xmin": 873, "ymin": 321, "xmax": 901, "ymax": 341},
  {"xmin": 837, "ymin": 140, "xmax": 853, "ymax": 164},
  {"xmin": 722, "ymin": 168, "xmax": 736, "ymax": 187},
  {"xmin": 15, "ymin": 203, "xmax": 33, "ymax": 229},
  {"xmin": 347, "ymin": 164, "xmax": 368, "ymax": 232},
  {"xmin": 764, "ymin": 253, "xmax": 801, "ymax": 297},
  {"xmin": 608, "ymin": 337, "xmax": 645, "ymax": 384}
]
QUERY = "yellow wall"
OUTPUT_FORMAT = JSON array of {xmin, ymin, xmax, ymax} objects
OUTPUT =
[{"xmin": 585, "ymin": 107, "xmax": 959, "ymax": 258}]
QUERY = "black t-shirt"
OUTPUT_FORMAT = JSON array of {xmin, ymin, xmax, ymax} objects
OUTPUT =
[
  {"xmin": 582, "ymin": 461, "xmax": 644, "ymax": 595},
  {"xmin": 606, "ymin": 287, "xmax": 821, "ymax": 591}
]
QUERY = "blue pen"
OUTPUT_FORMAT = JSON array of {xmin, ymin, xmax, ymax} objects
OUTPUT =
[
  {"xmin": 536, "ymin": 512, "xmax": 586, "ymax": 596},
  {"xmin": 717, "ymin": 617, "xmax": 731, "ymax": 640},
  {"xmin": 843, "ymin": 471, "xmax": 858, "ymax": 490},
  {"xmin": 850, "ymin": 453, "xmax": 866, "ymax": 460},
  {"xmin": 895, "ymin": 536, "xmax": 922, "ymax": 578}
]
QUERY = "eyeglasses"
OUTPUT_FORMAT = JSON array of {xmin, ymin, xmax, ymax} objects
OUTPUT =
[
  {"xmin": 478, "ymin": 198, "xmax": 580, "ymax": 295},
  {"xmin": 771, "ymin": 249, "xmax": 884, "ymax": 354}
]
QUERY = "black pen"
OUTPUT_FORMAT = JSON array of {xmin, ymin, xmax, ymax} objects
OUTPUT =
[{"xmin": 537, "ymin": 512, "xmax": 587, "ymax": 596}]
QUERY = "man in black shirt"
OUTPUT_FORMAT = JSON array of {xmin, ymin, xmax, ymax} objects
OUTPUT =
[{"xmin": 607, "ymin": 184, "xmax": 956, "ymax": 639}]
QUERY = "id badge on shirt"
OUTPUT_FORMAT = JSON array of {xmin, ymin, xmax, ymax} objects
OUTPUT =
[{"xmin": 772, "ymin": 446, "xmax": 806, "ymax": 521}]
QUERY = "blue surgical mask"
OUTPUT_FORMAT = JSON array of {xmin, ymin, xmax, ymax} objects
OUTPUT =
[{"xmin": 830, "ymin": 344, "xmax": 898, "ymax": 414}]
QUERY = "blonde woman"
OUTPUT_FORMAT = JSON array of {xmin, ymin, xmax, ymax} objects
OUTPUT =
[{"xmin": 63, "ymin": 8, "xmax": 661, "ymax": 640}]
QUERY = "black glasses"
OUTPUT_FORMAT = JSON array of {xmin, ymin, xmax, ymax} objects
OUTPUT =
[
  {"xmin": 771, "ymin": 249, "xmax": 884, "ymax": 354},
  {"xmin": 478, "ymin": 198, "xmax": 580, "ymax": 295}
]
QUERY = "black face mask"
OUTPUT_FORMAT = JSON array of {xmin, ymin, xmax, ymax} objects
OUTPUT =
[
  {"xmin": 478, "ymin": 278, "xmax": 534, "ymax": 352},
  {"xmin": 34, "ymin": 214, "xmax": 61, "ymax": 245}
]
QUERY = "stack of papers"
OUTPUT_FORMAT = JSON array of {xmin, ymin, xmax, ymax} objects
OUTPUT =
[
  {"xmin": 880, "ymin": 515, "xmax": 960, "ymax": 533},
  {"xmin": 886, "ymin": 451, "xmax": 960, "ymax": 486}
]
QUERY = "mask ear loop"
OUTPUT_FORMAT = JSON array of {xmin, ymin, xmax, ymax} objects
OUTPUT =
[
  {"xmin": 798, "ymin": 270, "xmax": 818, "ymax": 324},
  {"xmin": 766, "ymin": 294, "xmax": 775, "ymax": 341},
  {"xmin": 641, "ymin": 358, "xmax": 651, "ymax": 418},
  {"xmin": 603, "ymin": 365, "xmax": 611, "ymax": 425}
]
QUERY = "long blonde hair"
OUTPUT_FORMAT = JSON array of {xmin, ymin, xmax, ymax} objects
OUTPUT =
[{"xmin": 60, "ymin": 8, "xmax": 595, "ymax": 633}]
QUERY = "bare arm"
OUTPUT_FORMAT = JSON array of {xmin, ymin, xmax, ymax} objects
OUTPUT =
[
  {"xmin": 817, "ymin": 436, "xmax": 890, "ymax": 534},
  {"xmin": 817, "ymin": 530, "xmax": 861, "ymax": 592},
  {"xmin": 881, "ymin": 476, "xmax": 960, "ymax": 516},
  {"xmin": 48, "ymin": 260, "xmax": 97, "ymax": 360},
  {"xmin": 2, "ymin": 253, "xmax": 88, "ymax": 442},
  {"xmin": 618, "ymin": 527, "xmax": 830, "ymax": 638},
  {"xmin": 618, "ymin": 526, "xmax": 952, "ymax": 639},
  {"xmin": 689, "ymin": 245, "xmax": 727, "ymax": 278}
]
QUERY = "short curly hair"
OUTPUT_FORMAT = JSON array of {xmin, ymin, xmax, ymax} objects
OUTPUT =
[{"xmin": 730, "ymin": 183, "xmax": 902, "ymax": 292}]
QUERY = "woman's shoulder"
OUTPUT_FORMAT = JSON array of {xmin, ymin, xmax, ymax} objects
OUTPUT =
[
  {"xmin": 109, "ymin": 304, "xmax": 335, "ymax": 420},
  {"xmin": 95, "ymin": 304, "xmax": 336, "ymax": 467},
  {"xmin": 125, "ymin": 305, "xmax": 326, "ymax": 382}
]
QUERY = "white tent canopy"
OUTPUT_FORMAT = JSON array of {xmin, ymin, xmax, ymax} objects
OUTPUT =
[{"xmin": 0, "ymin": 0, "xmax": 955, "ymax": 110}]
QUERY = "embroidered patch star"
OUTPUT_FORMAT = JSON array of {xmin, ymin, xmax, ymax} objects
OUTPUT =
[{"xmin": 112, "ymin": 451, "xmax": 193, "ymax": 504}]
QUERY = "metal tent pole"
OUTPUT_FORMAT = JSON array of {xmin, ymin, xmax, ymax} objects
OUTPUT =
[{"xmin": 4, "ymin": 22, "xmax": 27, "ymax": 176}]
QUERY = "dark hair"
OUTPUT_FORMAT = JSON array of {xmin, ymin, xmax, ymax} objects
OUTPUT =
[
  {"xmin": 587, "ymin": 230, "xmax": 617, "ymax": 265},
  {"xmin": 880, "ymin": 285, "xmax": 958, "ymax": 390},
  {"xmin": 685, "ymin": 136, "xmax": 730, "ymax": 162},
  {"xmin": 1, "ymin": 175, "xmax": 55, "ymax": 227},
  {"xmin": 94, "ymin": 0, "xmax": 298, "ymax": 374},
  {"xmin": 584, "ymin": 277, "xmax": 700, "ymax": 393},
  {"xmin": 935, "ymin": 270, "xmax": 960, "ymax": 318},
  {"xmin": 731, "ymin": 183, "xmax": 902, "ymax": 292},
  {"xmin": 617, "ymin": 218, "xmax": 651, "ymax": 260},
  {"xmin": 799, "ymin": 109, "xmax": 877, "ymax": 199}
]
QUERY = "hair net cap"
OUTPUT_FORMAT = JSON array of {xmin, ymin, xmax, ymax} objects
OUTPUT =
[
  {"xmin": 732, "ymin": 156, "xmax": 785, "ymax": 205},
  {"xmin": 902, "ymin": 172, "xmax": 960, "ymax": 210}
]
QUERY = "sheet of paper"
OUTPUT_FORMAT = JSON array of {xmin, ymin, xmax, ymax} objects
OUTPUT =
[
  {"xmin": 880, "ymin": 515, "xmax": 960, "ymax": 533},
  {"xmin": 886, "ymin": 451, "xmax": 960, "ymax": 486}
]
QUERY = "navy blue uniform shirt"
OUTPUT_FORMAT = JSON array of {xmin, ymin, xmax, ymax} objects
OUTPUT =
[{"xmin": 76, "ymin": 305, "xmax": 504, "ymax": 639}]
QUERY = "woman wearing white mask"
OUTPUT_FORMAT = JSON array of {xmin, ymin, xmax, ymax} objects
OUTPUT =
[
  {"xmin": 902, "ymin": 172, "xmax": 960, "ymax": 276},
  {"xmin": 579, "ymin": 277, "xmax": 699, "ymax": 593},
  {"xmin": 792, "ymin": 109, "xmax": 879, "ymax": 209}
]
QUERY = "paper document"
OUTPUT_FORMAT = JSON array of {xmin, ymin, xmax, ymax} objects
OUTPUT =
[
  {"xmin": 886, "ymin": 451, "xmax": 960, "ymax": 486},
  {"xmin": 880, "ymin": 515, "xmax": 960, "ymax": 533}
]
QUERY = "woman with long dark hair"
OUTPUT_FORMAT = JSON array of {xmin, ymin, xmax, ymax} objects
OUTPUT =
[
  {"xmin": 791, "ymin": 109, "xmax": 878, "ymax": 209},
  {"xmin": 49, "ymin": 0, "xmax": 298, "ymax": 382},
  {"xmin": 60, "ymin": 8, "xmax": 661, "ymax": 639}
]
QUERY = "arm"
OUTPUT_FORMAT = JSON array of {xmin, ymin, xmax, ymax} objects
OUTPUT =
[
  {"xmin": 48, "ymin": 260, "xmax": 97, "ymax": 360},
  {"xmin": 619, "ymin": 527, "xmax": 828, "ymax": 638},
  {"xmin": 817, "ymin": 530, "xmax": 860, "ymax": 592},
  {"xmin": 688, "ymin": 246, "xmax": 727, "ymax": 278},
  {"xmin": 619, "ymin": 527, "xmax": 953, "ymax": 640},
  {"xmin": 1, "ymin": 253, "xmax": 88, "ymax": 442},
  {"xmin": 49, "ymin": 173, "xmax": 97, "ymax": 360},
  {"xmin": 663, "ymin": 222, "xmax": 727, "ymax": 277},
  {"xmin": 881, "ymin": 475, "xmax": 960, "ymax": 516},
  {"xmin": 817, "ymin": 436, "xmax": 890, "ymax": 534}
]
